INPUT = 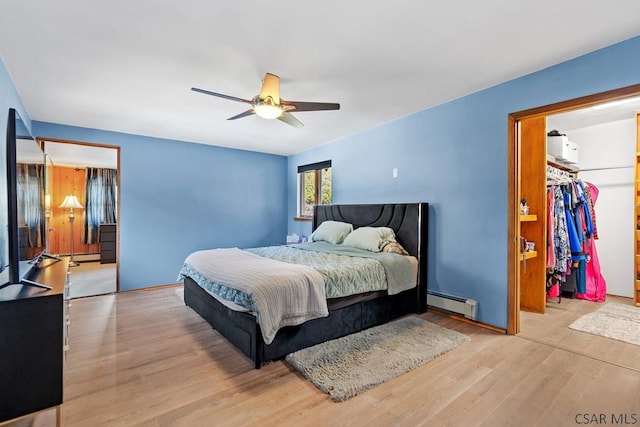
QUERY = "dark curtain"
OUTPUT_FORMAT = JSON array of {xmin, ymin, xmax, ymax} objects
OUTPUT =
[
  {"xmin": 17, "ymin": 163, "xmax": 45, "ymax": 247},
  {"xmin": 83, "ymin": 168, "xmax": 117, "ymax": 245}
]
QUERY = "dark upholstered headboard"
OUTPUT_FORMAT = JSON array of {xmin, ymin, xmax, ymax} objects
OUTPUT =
[{"xmin": 313, "ymin": 203, "xmax": 428, "ymax": 311}]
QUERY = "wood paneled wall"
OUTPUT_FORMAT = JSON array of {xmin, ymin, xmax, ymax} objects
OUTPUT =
[{"xmin": 48, "ymin": 165, "xmax": 100, "ymax": 256}]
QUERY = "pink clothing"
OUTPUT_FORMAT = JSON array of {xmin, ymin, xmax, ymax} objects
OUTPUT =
[
  {"xmin": 546, "ymin": 188, "xmax": 555, "ymax": 268},
  {"xmin": 577, "ymin": 238, "xmax": 606, "ymax": 301},
  {"xmin": 576, "ymin": 182, "xmax": 606, "ymax": 302}
]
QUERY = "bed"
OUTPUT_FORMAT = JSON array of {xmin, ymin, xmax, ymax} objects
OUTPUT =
[{"xmin": 181, "ymin": 202, "xmax": 428, "ymax": 368}]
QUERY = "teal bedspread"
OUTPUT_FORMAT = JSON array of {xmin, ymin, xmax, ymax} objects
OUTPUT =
[{"xmin": 180, "ymin": 242, "xmax": 417, "ymax": 312}]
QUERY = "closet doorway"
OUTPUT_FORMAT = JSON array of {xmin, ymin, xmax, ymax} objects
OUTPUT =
[
  {"xmin": 39, "ymin": 138, "xmax": 120, "ymax": 298},
  {"xmin": 507, "ymin": 84, "xmax": 640, "ymax": 334}
]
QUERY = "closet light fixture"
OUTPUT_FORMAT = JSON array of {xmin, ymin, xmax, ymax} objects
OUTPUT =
[{"xmin": 592, "ymin": 96, "xmax": 640, "ymax": 110}]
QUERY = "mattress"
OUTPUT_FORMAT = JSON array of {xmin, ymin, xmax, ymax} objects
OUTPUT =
[
  {"xmin": 193, "ymin": 279, "xmax": 385, "ymax": 314},
  {"xmin": 180, "ymin": 243, "xmax": 418, "ymax": 313}
]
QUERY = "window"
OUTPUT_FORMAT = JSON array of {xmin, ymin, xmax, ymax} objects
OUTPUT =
[
  {"xmin": 82, "ymin": 168, "xmax": 118, "ymax": 244},
  {"xmin": 16, "ymin": 163, "xmax": 45, "ymax": 247},
  {"xmin": 298, "ymin": 160, "xmax": 332, "ymax": 218}
]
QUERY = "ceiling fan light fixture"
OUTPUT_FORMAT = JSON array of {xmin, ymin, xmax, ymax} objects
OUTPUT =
[
  {"xmin": 192, "ymin": 73, "xmax": 340, "ymax": 127},
  {"xmin": 254, "ymin": 103, "xmax": 283, "ymax": 119}
]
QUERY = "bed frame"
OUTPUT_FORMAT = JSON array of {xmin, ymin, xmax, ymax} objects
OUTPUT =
[{"xmin": 184, "ymin": 202, "xmax": 428, "ymax": 368}]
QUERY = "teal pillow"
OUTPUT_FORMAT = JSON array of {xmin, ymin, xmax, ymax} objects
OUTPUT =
[
  {"xmin": 342, "ymin": 227, "xmax": 397, "ymax": 252},
  {"xmin": 310, "ymin": 221, "xmax": 353, "ymax": 244}
]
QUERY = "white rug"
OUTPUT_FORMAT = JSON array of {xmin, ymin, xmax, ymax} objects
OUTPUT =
[
  {"xmin": 569, "ymin": 302, "xmax": 640, "ymax": 346},
  {"xmin": 285, "ymin": 316, "xmax": 469, "ymax": 402}
]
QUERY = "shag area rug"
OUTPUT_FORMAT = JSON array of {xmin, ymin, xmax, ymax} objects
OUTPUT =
[
  {"xmin": 569, "ymin": 302, "xmax": 640, "ymax": 346},
  {"xmin": 285, "ymin": 316, "xmax": 469, "ymax": 402}
]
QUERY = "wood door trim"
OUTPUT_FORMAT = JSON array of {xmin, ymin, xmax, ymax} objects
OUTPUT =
[
  {"xmin": 507, "ymin": 83, "xmax": 640, "ymax": 335},
  {"xmin": 511, "ymin": 83, "xmax": 640, "ymax": 120},
  {"xmin": 636, "ymin": 113, "xmax": 640, "ymax": 307},
  {"xmin": 507, "ymin": 115, "xmax": 519, "ymax": 334},
  {"xmin": 37, "ymin": 137, "xmax": 120, "ymax": 151}
]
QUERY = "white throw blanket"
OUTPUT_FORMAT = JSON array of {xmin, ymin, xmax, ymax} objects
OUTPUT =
[{"xmin": 184, "ymin": 248, "xmax": 328, "ymax": 344}]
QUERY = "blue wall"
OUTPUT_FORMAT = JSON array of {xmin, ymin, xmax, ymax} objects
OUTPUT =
[
  {"xmin": 33, "ymin": 122, "xmax": 288, "ymax": 291},
  {"xmin": 2, "ymin": 52, "xmax": 288, "ymax": 292},
  {"xmin": 0, "ymin": 57, "xmax": 31, "ymax": 136},
  {"xmin": 288, "ymin": 35, "xmax": 640, "ymax": 329},
  {"xmin": 4, "ymin": 35, "xmax": 640, "ymax": 325}
]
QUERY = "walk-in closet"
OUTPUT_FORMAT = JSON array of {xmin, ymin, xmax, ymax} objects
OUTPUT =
[{"xmin": 516, "ymin": 94, "xmax": 640, "ymax": 326}]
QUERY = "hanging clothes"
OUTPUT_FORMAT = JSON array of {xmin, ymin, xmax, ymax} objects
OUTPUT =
[
  {"xmin": 551, "ymin": 185, "xmax": 570, "ymax": 273},
  {"xmin": 572, "ymin": 181, "xmax": 589, "ymax": 294},
  {"xmin": 577, "ymin": 182, "xmax": 606, "ymax": 302},
  {"xmin": 545, "ymin": 174, "xmax": 606, "ymax": 301},
  {"xmin": 563, "ymin": 185, "xmax": 585, "ymax": 262},
  {"xmin": 546, "ymin": 273, "xmax": 561, "ymax": 299},
  {"xmin": 546, "ymin": 184, "xmax": 570, "ymax": 301},
  {"xmin": 575, "ymin": 180, "xmax": 594, "ymax": 239},
  {"xmin": 544, "ymin": 164, "xmax": 606, "ymax": 302},
  {"xmin": 583, "ymin": 182, "xmax": 599, "ymax": 239},
  {"xmin": 546, "ymin": 188, "xmax": 556, "ymax": 268}
]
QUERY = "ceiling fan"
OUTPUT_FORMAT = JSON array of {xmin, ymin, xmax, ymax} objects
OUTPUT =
[{"xmin": 191, "ymin": 73, "xmax": 340, "ymax": 128}]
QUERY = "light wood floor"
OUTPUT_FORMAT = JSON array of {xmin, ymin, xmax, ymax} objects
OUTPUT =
[
  {"xmin": 68, "ymin": 262, "xmax": 117, "ymax": 299},
  {"xmin": 9, "ymin": 289, "xmax": 640, "ymax": 427}
]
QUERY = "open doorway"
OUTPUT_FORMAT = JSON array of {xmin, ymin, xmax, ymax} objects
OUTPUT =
[
  {"xmin": 547, "ymin": 105, "xmax": 639, "ymax": 300},
  {"xmin": 507, "ymin": 84, "xmax": 640, "ymax": 334},
  {"xmin": 38, "ymin": 138, "xmax": 120, "ymax": 298}
]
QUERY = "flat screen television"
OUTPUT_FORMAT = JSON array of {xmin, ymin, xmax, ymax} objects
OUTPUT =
[
  {"xmin": 1, "ymin": 108, "xmax": 51, "ymax": 290},
  {"xmin": 0, "ymin": 111, "xmax": 11, "ymax": 287}
]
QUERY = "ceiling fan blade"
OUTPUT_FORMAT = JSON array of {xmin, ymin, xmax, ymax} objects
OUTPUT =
[
  {"xmin": 258, "ymin": 73, "xmax": 280, "ymax": 103},
  {"xmin": 278, "ymin": 112, "xmax": 304, "ymax": 128},
  {"xmin": 227, "ymin": 109, "xmax": 255, "ymax": 120},
  {"xmin": 191, "ymin": 87, "xmax": 253, "ymax": 104},
  {"xmin": 281, "ymin": 100, "xmax": 340, "ymax": 112}
]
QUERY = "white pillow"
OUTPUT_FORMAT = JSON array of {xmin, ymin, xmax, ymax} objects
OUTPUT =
[
  {"xmin": 342, "ymin": 227, "xmax": 397, "ymax": 252},
  {"xmin": 310, "ymin": 221, "xmax": 353, "ymax": 244}
]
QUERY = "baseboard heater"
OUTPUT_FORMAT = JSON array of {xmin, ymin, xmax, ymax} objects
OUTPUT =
[{"xmin": 427, "ymin": 290, "xmax": 478, "ymax": 321}]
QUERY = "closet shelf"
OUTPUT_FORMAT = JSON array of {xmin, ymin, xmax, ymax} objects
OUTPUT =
[
  {"xmin": 520, "ymin": 214, "xmax": 538, "ymax": 222},
  {"xmin": 519, "ymin": 251, "xmax": 537, "ymax": 261},
  {"xmin": 546, "ymin": 156, "xmax": 579, "ymax": 173}
]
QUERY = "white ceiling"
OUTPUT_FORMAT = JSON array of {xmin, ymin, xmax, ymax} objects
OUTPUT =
[
  {"xmin": 548, "ymin": 96, "xmax": 640, "ymax": 132},
  {"xmin": 16, "ymin": 137, "xmax": 45, "ymax": 164},
  {"xmin": 15, "ymin": 138, "xmax": 118, "ymax": 169},
  {"xmin": 43, "ymin": 141, "xmax": 118, "ymax": 169},
  {"xmin": 1, "ymin": 1, "xmax": 640, "ymax": 156}
]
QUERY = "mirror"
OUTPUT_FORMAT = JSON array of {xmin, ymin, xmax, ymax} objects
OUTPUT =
[
  {"xmin": 44, "ymin": 153, "xmax": 53, "ymax": 254},
  {"xmin": 14, "ymin": 113, "xmax": 47, "ymax": 280},
  {"xmin": 4, "ymin": 109, "xmax": 48, "ymax": 286},
  {"xmin": 0, "ymin": 112, "xmax": 10, "ymax": 286}
]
